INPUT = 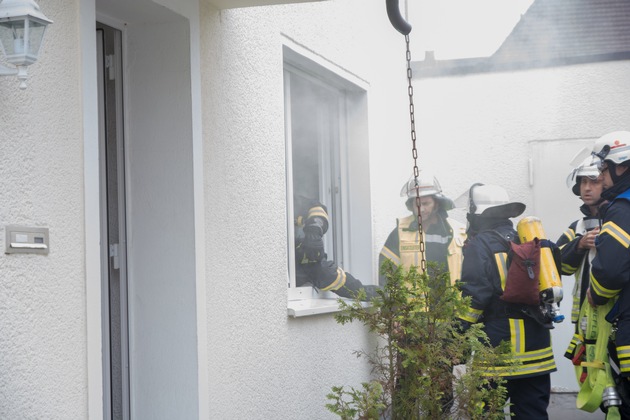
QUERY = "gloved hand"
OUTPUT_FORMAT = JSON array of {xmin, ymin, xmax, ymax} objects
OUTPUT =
[{"xmin": 302, "ymin": 223, "xmax": 324, "ymax": 262}]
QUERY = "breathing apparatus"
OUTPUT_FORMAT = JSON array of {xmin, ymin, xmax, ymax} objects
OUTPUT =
[{"xmin": 516, "ymin": 217, "xmax": 564, "ymax": 324}]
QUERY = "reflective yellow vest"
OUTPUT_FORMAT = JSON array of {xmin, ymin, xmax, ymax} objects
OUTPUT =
[{"xmin": 396, "ymin": 214, "xmax": 466, "ymax": 284}]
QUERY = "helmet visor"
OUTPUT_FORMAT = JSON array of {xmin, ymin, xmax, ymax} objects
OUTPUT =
[
  {"xmin": 569, "ymin": 146, "xmax": 593, "ymax": 167},
  {"xmin": 566, "ymin": 157, "xmax": 601, "ymax": 189}
]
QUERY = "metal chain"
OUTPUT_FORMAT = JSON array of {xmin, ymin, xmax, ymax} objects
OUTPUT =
[{"xmin": 405, "ymin": 34, "xmax": 426, "ymax": 274}]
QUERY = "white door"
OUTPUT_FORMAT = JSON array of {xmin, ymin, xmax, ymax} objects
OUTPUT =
[{"xmin": 530, "ymin": 137, "xmax": 594, "ymax": 391}]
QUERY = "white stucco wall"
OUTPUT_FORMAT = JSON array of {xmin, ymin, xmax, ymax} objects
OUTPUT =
[
  {"xmin": 199, "ymin": 1, "xmax": 411, "ymax": 418},
  {"xmin": 0, "ymin": 0, "xmax": 89, "ymax": 418},
  {"xmin": 410, "ymin": 61, "xmax": 630, "ymax": 213}
]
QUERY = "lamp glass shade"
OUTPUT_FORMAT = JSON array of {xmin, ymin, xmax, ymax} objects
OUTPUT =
[{"xmin": 0, "ymin": 16, "xmax": 47, "ymax": 66}]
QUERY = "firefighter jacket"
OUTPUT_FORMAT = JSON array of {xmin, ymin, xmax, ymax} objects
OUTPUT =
[
  {"xmin": 458, "ymin": 221, "xmax": 557, "ymax": 379},
  {"xmin": 556, "ymin": 206, "xmax": 600, "ymax": 324},
  {"xmin": 590, "ymin": 186, "xmax": 630, "ymax": 377},
  {"xmin": 378, "ymin": 213, "xmax": 466, "ymax": 286}
]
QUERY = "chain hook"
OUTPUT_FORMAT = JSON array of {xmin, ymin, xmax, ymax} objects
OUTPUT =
[
  {"xmin": 386, "ymin": 0, "xmax": 412, "ymax": 35},
  {"xmin": 405, "ymin": 34, "xmax": 427, "ymax": 274},
  {"xmin": 386, "ymin": 1, "xmax": 425, "ymax": 274}
]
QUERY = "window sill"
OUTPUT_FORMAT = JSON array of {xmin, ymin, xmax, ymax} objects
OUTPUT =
[
  {"xmin": 287, "ymin": 287, "xmax": 368, "ymax": 317},
  {"xmin": 287, "ymin": 298, "xmax": 345, "ymax": 317}
]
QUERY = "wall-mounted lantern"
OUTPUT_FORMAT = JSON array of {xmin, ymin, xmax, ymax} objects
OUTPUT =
[{"xmin": 0, "ymin": 0, "xmax": 52, "ymax": 89}]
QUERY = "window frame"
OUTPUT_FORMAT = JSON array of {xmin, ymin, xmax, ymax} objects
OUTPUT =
[{"xmin": 283, "ymin": 43, "xmax": 373, "ymax": 317}]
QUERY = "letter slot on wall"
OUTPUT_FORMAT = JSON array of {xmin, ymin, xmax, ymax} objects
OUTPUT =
[{"xmin": 5, "ymin": 226, "xmax": 49, "ymax": 255}]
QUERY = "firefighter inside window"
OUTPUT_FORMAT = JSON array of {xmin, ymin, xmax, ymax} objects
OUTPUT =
[{"xmin": 293, "ymin": 195, "xmax": 378, "ymax": 301}]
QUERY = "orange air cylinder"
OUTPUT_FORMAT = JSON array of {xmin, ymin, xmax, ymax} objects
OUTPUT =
[{"xmin": 517, "ymin": 216, "xmax": 565, "ymax": 323}]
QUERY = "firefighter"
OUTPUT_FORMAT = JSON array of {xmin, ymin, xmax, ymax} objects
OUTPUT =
[
  {"xmin": 378, "ymin": 173, "xmax": 465, "ymax": 415},
  {"xmin": 587, "ymin": 131, "xmax": 630, "ymax": 414},
  {"xmin": 458, "ymin": 183, "xmax": 556, "ymax": 419},
  {"xmin": 379, "ymin": 173, "xmax": 466, "ymax": 286},
  {"xmin": 558, "ymin": 157, "xmax": 621, "ymax": 416},
  {"xmin": 294, "ymin": 195, "xmax": 377, "ymax": 301},
  {"xmin": 559, "ymin": 157, "xmax": 603, "ymax": 358}
]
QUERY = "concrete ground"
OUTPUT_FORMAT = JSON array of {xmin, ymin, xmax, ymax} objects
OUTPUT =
[{"xmin": 546, "ymin": 392, "xmax": 605, "ymax": 419}]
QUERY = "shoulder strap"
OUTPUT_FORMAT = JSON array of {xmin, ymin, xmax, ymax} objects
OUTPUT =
[
  {"xmin": 483, "ymin": 229, "xmax": 513, "ymax": 251},
  {"xmin": 476, "ymin": 230, "xmax": 513, "ymax": 295}
]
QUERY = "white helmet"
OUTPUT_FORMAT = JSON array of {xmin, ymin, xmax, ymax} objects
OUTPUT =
[
  {"xmin": 468, "ymin": 183, "xmax": 525, "ymax": 218},
  {"xmin": 566, "ymin": 155, "xmax": 600, "ymax": 196},
  {"xmin": 592, "ymin": 131, "xmax": 630, "ymax": 168},
  {"xmin": 400, "ymin": 173, "xmax": 442, "ymax": 198},
  {"xmin": 401, "ymin": 173, "xmax": 454, "ymax": 211}
]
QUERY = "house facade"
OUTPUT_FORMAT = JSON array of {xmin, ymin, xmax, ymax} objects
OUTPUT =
[
  {"xmin": 1, "ymin": 0, "xmax": 416, "ymax": 418},
  {"xmin": 3, "ymin": 0, "xmax": 629, "ymax": 418}
]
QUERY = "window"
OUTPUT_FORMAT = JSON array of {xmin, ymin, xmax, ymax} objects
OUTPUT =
[{"xmin": 284, "ymin": 45, "xmax": 373, "ymax": 316}]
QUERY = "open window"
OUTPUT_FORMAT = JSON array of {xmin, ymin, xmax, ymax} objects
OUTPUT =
[{"xmin": 284, "ymin": 45, "xmax": 373, "ymax": 316}]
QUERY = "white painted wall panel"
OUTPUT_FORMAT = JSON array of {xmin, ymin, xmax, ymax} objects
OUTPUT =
[{"xmin": 125, "ymin": 17, "xmax": 198, "ymax": 418}]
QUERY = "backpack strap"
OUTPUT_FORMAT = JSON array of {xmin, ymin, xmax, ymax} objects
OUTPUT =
[
  {"xmin": 482, "ymin": 230, "xmax": 513, "ymax": 294},
  {"xmin": 484, "ymin": 229, "xmax": 514, "ymax": 247}
]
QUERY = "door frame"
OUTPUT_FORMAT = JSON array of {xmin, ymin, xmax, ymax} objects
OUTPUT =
[
  {"xmin": 84, "ymin": 2, "xmax": 208, "ymax": 418},
  {"xmin": 96, "ymin": 20, "xmax": 131, "ymax": 419}
]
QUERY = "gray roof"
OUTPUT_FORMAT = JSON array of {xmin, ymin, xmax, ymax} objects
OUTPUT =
[
  {"xmin": 494, "ymin": 0, "xmax": 630, "ymax": 63},
  {"xmin": 413, "ymin": 0, "xmax": 630, "ymax": 78}
]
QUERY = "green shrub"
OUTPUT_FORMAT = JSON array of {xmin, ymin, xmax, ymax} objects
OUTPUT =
[{"xmin": 326, "ymin": 261, "xmax": 517, "ymax": 419}]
